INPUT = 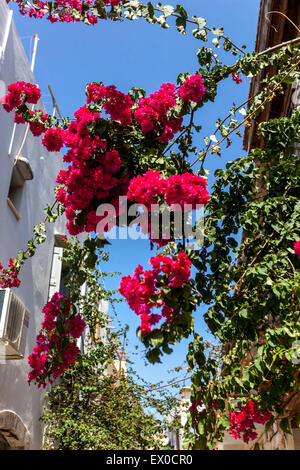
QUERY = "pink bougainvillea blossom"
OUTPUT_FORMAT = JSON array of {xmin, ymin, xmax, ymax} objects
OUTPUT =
[
  {"xmin": 42, "ymin": 127, "xmax": 65, "ymax": 152},
  {"xmin": 177, "ymin": 74, "xmax": 206, "ymax": 103},
  {"xmin": 229, "ymin": 400, "xmax": 272, "ymax": 443},
  {"xmin": 103, "ymin": 0, "xmax": 122, "ymax": 5},
  {"xmin": 164, "ymin": 173, "xmax": 210, "ymax": 209},
  {"xmin": 231, "ymin": 72, "xmax": 243, "ymax": 84},
  {"xmin": 294, "ymin": 240, "xmax": 300, "ymax": 259},
  {"xmin": 126, "ymin": 170, "xmax": 209, "ymax": 245},
  {"xmin": 86, "ymin": 83, "xmax": 134, "ymax": 126},
  {"xmin": 119, "ymin": 252, "xmax": 192, "ymax": 334},
  {"xmin": 28, "ymin": 292, "xmax": 86, "ymax": 388},
  {"xmin": 15, "ymin": 0, "xmax": 122, "ymax": 24},
  {"xmin": 127, "ymin": 170, "xmax": 209, "ymax": 210},
  {"xmin": 1, "ymin": 81, "xmax": 40, "ymax": 112},
  {"xmin": 1, "ymin": 81, "xmax": 208, "ymax": 241},
  {"xmin": 126, "ymin": 170, "xmax": 165, "ymax": 210},
  {"xmin": 0, "ymin": 258, "xmax": 21, "ymax": 289},
  {"xmin": 134, "ymin": 83, "xmax": 183, "ymax": 143}
]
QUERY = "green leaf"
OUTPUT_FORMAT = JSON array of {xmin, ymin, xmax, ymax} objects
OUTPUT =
[
  {"xmin": 174, "ymin": 5, "xmax": 188, "ymax": 19},
  {"xmin": 254, "ymin": 358, "xmax": 263, "ymax": 373},
  {"xmin": 192, "ymin": 16, "xmax": 206, "ymax": 29},
  {"xmin": 265, "ymin": 416, "xmax": 274, "ymax": 432},
  {"xmin": 128, "ymin": 0, "xmax": 139, "ymax": 8},
  {"xmin": 197, "ymin": 420, "xmax": 205, "ymax": 435},
  {"xmin": 146, "ymin": 348, "xmax": 161, "ymax": 364},
  {"xmin": 279, "ymin": 417, "xmax": 291, "ymax": 434},
  {"xmin": 176, "ymin": 16, "xmax": 186, "ymax": 34},
  {"xmin": 44, "ymin": 205, "xmax": 58, "ymax": 223},
  {"xmin": 192, "ymin": 28, "xmax": 206, "ymax": 40},
  {"xmin": 17, "ymin": 250, "xmax": 26, "ymax": 263},
  {"xmin": 147, "ymin": 2, "xmax": 155, "ymax": 17},
  {"xmin": 212, "ymin": 37, "xmax": 220, "ymax": 48},
  {"xmin": 162, "ymin": 344, "xmax": 173, "ymax": 354},
  {"xmin": 77, "ymin": 270, "xmax": 87, "ymax": 286},
  {"xmin": 195, "ymin": 436, "xmax": 207, "ymax": 450},
  {"xmin": 239, "ymin": 107, "xmax": 247, "ymax": 116},
  {"xmin": 150, "ymin": 331, "xmax": 164, "ymax": 348},
  {"xmin": 157, "ymin": 15, "xmax": 170, "ymax": 28},
  {"xmin": 212, "ymin": 27, "xmax": 224, "ymax": 37},
  {"xmin": 218, "ymin": 415, "xmax": 229, "ymax": 430},
  {"xmin": 86, "ymin": 253, "xmax": 98, "ymax": 269},
  {"xmin": 157, "ymin": 3, "xmax": 174, "ymax": 16},
  {"xmin": 96, "ymin": 238, "xmax": 111, "ymax": 248}
]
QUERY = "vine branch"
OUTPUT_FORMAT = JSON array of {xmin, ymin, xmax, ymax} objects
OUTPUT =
[{"xmin": 189, "ymin": 58, "xmax": 300, "ymax": 168}]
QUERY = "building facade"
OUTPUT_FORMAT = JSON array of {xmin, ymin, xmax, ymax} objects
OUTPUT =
[
  {"xmin": 0, "ymin": 0, "xmax": 67, "ymax": 449},
  {"xmin": 242, "ymin": 0, "xmax": 300, "ymax": 451}
]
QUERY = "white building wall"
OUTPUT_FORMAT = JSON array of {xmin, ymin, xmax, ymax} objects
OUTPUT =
[{"xmin": 0, "ymin": 0, "xmax": 67, "ymax": 450}]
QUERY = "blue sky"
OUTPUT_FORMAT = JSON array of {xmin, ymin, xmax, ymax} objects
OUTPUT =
[{"xmin": 10, "ymin": 0, "xmax": 261, "ymax": 394}]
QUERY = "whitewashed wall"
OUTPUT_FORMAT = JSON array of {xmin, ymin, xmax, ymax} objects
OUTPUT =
[{"xmin": 0, "ymin": 0, "xmax": 67, "ymax": 449}]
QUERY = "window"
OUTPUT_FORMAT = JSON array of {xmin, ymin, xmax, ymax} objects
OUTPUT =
[
  {"xmin": 7, "ymin": 157, "xmax": 33, "ymax": 221},
  {"xmin": 48, "ymin": 235, "xmax": 70, "ymax": 301}
]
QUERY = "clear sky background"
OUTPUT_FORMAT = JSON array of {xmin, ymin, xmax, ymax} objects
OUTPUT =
[{"xmin": 9, "ymin": 0, "xmax": 261, "ymax": 395}]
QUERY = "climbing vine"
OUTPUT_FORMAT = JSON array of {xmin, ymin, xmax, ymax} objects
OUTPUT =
[{"xmin": 1, "ymin": 0, "xmax": 300, "ymax": 450}]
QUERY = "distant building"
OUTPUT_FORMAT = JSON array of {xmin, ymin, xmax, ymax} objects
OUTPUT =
[
  {"xmin": 167, "ymin": 387, "xmax": 192, "ymax": 450},
  {"xmin": 0, "ymin": 0, "xmax": 68, "ymax": 449},
  {"xmin": 167, "ymin": 387, "xmax": 249, "ymax": 450}
]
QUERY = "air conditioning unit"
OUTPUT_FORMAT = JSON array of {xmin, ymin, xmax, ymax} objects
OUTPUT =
[{"xmin": 0, "ymin": 289, "xmax": 30, "ymax": 359}]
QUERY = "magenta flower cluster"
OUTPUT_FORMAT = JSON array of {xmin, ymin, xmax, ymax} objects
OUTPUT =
[
  {"xmin": 294, "ymin": 240, "xmax": 300, "ymax": 259},
  {"xmin": 126, "ymin": 170, "xmax": 210, "ymax": 245},
  {"xmin": 2, "ymin": 81, "xmax": 40, "ymax": 112},
  {"xmin": 86, "ymin": 83, "xmax": 134, "ymax": 127},
  {"xmin": 177, "ymin": 74, "xmax": 206, "ymax": 102},
  {"xmin": 15, "ymin": 0, "xmax": 122, "ymax": 24},
  {"xmin": 134, "ymin": 82, "xmax": 183, "ymax": 143},
  {"xmin": 231, "ymin": 72, "xmax": 243, "ymax": 84},
  {"xmin": 119, "ymin": 252, "xmax": 192, "ymax": 334},
  {"xmin": 0, "ymin": 258, "xmax": 21, "ymax": 289},
  {"xmin": 2, "ymin": 79, "xmax": 207, "ymax": 240},
  {"xmin": 54, "ymin": 105, "xmax": 129, "ymax": 235},
  {"xmin": 229, "ymin": 400, "xmax": 272, "ymax": 443},
  {"xmin": 127, "ymin": 170, "xmax": 210, "ymax": 210},
  {"xmin": 28, "ymin": 293, "xmax": 86, "ymax": 388}
]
